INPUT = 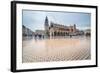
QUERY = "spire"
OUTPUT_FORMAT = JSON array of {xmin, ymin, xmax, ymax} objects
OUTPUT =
[
  {"xmin": 45, "ymin": 16, "xmax": 48, "ymax": 21},
  {"xmin": 45, "ymin": 16, "xmax": 49, "ymax": 26},
  {"xmin": 74, "ymin": 24, "xmax": 76, "ymax": 29}
]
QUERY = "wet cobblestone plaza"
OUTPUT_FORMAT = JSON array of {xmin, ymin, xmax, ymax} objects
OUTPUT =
[{"xmin": 22, "ymin": 36, "xmax": 91, "ymax": 63}]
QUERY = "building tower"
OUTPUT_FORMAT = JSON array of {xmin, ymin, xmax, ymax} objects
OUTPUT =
[
  {"xmin": 44, "ymin": 16, "xmax": 49, "ymax": 37},
  {"xmin": 73, "ymin": 24, "xmax": 76, "ymax": 32}
]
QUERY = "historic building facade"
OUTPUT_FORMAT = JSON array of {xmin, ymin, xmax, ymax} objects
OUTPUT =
[
  {"xmin": 22, "ymin": 16, "xmax": 90, "ymax": 40},
  {"xmin": 22, "ymin": 25, "xmax": 34, "ymax": 40},
  {"xmin": 44, "ymin": 16, "xmax": 77, "ymax": 38}
]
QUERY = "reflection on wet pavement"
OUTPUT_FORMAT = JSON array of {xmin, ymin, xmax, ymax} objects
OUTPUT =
[{"xmin": 22, "ymin": 37, "xmax": 91, "ymax": 63}]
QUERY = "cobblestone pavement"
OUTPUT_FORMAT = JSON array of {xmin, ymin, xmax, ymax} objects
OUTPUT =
[{"xmin": 22, "ymin": 37, "xmax": 91, "ymax": 63}]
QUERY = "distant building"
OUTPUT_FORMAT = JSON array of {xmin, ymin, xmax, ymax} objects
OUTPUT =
[
  {"xmin": 44, "ymin": 16, "xmax": 77, "ymax": 38},
  {"xmin": 35, "ymin": 30, "xmax": 45, "ymax": 38},
  {"xmin": 22, "ymin": 16, "xmax": 90, "ymax": 40},
  {"xmin": 84, "ymin": 29, "xmax": 91, "ymax": 36},
  {"xmin": 22, "ymin": 25, "xmax": 34, "ymax": 39},
  {"xmin": 45, "ymin": 16, "xmax": 49, "ymax": 37}
]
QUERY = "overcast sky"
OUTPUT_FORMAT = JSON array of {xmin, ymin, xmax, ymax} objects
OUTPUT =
[{"xmin": 22, "ymin": 10, "xmax": 91, "ymax": 32}]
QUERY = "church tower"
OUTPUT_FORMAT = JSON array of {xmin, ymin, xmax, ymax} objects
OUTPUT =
[
  {"xmin": 73, "ymin": 24, "xmax": 76, "ymax": 32},
  {"xmin": 44, "ymin": 16, "xmax": 49, "ymax": 37}
]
